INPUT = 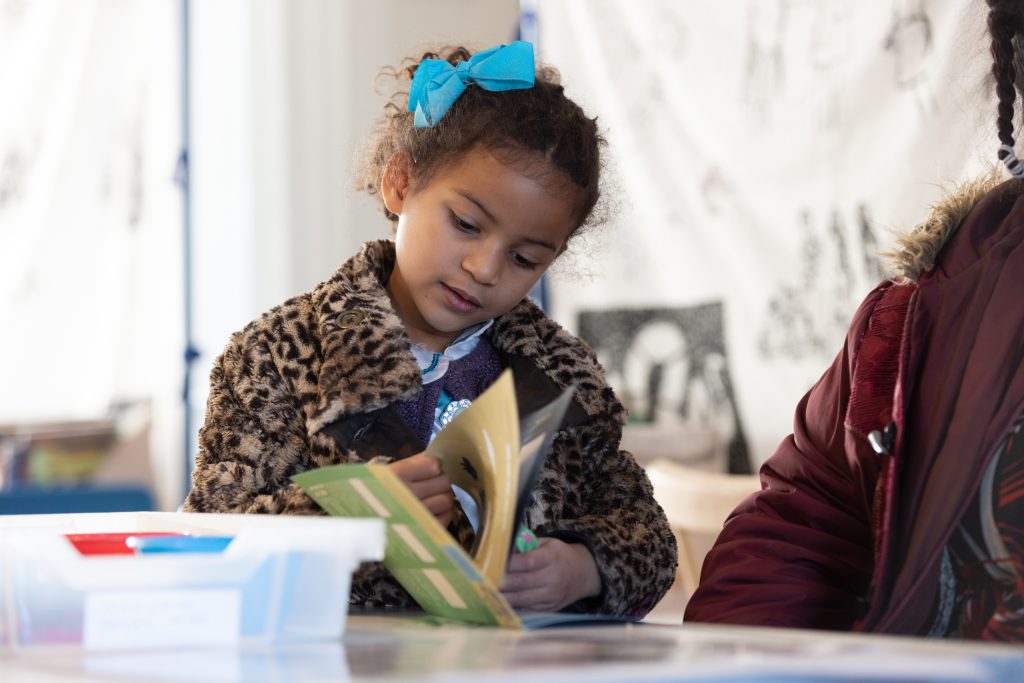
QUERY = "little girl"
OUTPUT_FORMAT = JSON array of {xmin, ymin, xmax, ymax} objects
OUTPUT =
[{"xmin": 184, "ymin": 41, "xmax": 677, "ymax": 617}]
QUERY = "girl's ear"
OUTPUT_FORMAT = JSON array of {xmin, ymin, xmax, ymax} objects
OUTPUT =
[{"xmin": 381, "ymin": 154, "xmax": 412, "ymax": 216}]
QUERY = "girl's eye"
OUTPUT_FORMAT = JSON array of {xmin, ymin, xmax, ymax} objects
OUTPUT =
[
  {"xmin": 512, "ymin": 252, "xmax": 539, "ymax": 270},
  {"xmin": 450, "ymin": 211, "xmax": 478, "ymax": 233}
]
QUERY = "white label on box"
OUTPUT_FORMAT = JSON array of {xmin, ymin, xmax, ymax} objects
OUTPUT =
[{"xmin": 83, "ymin": 589, "xmax": 241, "ymax": 650}]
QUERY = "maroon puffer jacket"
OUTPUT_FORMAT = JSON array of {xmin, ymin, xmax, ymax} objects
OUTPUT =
[{"xmin": 685, "ymin": 178, "xmax": 1024, "ymax": 633}]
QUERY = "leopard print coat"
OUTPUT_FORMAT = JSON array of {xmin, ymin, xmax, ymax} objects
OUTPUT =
[{"xmin": 184, "ymin": 240, "xmax": 677, "ymax": 617}]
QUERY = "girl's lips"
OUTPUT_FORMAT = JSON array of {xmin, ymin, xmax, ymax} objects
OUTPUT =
[{"xmin": 442, "ymin": 283, "xmax": 481, "ymax": 313}]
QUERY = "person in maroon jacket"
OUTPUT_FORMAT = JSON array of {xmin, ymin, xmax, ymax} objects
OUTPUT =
[{"xmin": 685, "ymin": 0, "xmax": 1024, "ymax": 640}]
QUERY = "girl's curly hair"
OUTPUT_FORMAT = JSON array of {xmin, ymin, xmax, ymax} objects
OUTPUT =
[{"xmin": 354, "ymin": 45, "xmax": 608, "ymax": 241}]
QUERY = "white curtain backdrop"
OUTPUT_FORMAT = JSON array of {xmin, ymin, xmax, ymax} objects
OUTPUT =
[
  {"xmin": 1, "ymin": 0, "xmax": 520, "ymax": 509},
  {"xmin": 0, "ymin": 0, "xmax": 182, "ymax": 504},
  {"xmin": 537, "ymin": 0, "xmax": 996, "ymax": 469}
]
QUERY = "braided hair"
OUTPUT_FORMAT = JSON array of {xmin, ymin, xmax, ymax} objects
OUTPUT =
[{"xmin": 987, "ymin": 0, "xmax": 1024, "ymax": 177}]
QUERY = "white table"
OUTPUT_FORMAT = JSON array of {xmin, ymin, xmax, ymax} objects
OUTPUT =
[{"xmin": 2, "ymin": 615, "xmax": 1022, "ymax": 682}]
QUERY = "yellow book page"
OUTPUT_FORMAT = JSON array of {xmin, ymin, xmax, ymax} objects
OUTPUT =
[{"xmin": 426, "ymin": 369, "xmax": 519, "ymax": 589}]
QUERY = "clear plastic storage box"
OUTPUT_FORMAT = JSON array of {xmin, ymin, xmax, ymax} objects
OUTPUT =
[{"xmin": 0, "ymin": 511, "xmax": 384, "ymax": 650}]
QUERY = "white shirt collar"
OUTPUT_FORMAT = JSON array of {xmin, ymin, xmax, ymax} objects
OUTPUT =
[{"xmin": 410, "ymin": 320, "xmax": 495, "ymax": 385}]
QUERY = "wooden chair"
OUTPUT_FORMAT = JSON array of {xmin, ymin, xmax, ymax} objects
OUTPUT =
[{"xmin": 645, "ymin": 458, "xmax": 761, "ymax": 600}]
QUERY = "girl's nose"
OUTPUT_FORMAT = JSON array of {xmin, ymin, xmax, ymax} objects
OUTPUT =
[{"xmin": 462, "ymin": 245, "xmax": 501, "ymax": 285}]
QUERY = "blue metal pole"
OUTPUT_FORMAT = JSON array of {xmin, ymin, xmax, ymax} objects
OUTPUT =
[
  {"xmin": 519, "ymin": 0, "xmax": 548, "ymax": 312},
  {"xmin": 176, "ymin": 0, "xmax": 199, "ymax": 502}
]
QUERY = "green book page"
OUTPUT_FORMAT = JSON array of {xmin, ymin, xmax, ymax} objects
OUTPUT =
[{"xmin": 292, "ymin": 463, "xmax": 521, "ymax": 628}]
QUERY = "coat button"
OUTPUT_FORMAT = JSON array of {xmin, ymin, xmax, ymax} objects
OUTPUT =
[
  {"xmin": 338, "ymin": 310, "xmax": 366, "ymax": 328},
  {"xmin": 867, "ymin": 422, "xmax": 896, "ymax": 456}
]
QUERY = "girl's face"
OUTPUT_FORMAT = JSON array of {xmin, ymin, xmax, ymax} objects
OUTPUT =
[{"xmin": 383, "ymin": 146, "xmax": 579, "ymax": 352}]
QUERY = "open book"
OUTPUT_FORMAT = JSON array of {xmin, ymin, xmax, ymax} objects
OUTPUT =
[{"xmin": 292, "ymin": 370, "xmax": 574, "ymax": 628}]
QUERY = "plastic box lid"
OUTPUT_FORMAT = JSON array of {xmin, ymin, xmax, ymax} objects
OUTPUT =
[{"xmin": 0, "ymin": 511, "xmax": 385, "ymax": 651}]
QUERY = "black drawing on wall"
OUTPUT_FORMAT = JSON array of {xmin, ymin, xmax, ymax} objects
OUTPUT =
[
  {"xmin": 884, "ymin": 0, "xmax": 937, "ymax": 116},
  {"xmin": 701, "ymin": 166, "xmax": 734, "ymax": 216},
  {"xmin": 0, "ymin": 147, "xmax": 29, "ymax": 211},
  {"xmin": 809, "ymin": 0, "xmax": 854, "ymax": 130},
  {"xmin": 578, "ymin": 304, "xmax": 752, "ymax": 475},
  {"xmin": 652, "ymin": 1, "xmax": 689, "ymax": 64},
  {"xmin": 3, "ymin": 0, "xmax": 27, "ymax": 20},
  {"xmin": 743, "ymin": 0, "xmax": 857, "ymax": 129},
  {"xmin": 859, "ymin": 204, "xmax": 887, "ymax": 282},
  {"xmin": 759, "ymin": 202, "xmax": 887, "ymax": 361},
  {"xmin": 743, "ymin": 0, "xmax": 788, "ymax": 123},
  {"xmin": 831, "ymin": 206, "xmax": 854, "ymax": 302}
]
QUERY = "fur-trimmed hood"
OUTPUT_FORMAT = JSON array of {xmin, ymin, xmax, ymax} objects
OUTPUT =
[{"xmin": 887, "ymin": 170, "xmax": 1006, "ymax": 282}]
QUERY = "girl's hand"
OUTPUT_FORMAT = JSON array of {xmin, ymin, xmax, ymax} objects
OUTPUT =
[
  {"xmin": 388, "ymin": 453, "xmax": 454, "ymax": 527},
  {"xmin": 500, "ymin": 538, "xmax": 602, "ymax": 612}
]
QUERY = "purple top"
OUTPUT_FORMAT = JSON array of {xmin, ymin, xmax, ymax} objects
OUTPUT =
[{"xmin": 392, "ymin": 337, "xmax": 504, "ymax": 448}]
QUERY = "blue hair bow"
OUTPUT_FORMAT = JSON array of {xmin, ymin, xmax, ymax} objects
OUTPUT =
[{"xmin": 408, "ymin": 41, "xmax": 535, "ymax": 128}]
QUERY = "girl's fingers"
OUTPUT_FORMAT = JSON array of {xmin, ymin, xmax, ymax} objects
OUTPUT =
[
  {"xmin": 505, "ymin": 539, "xmax": 552, "ymax": 573},
  {"xmin": 388, "ymin": 454, "xmax": 454, "ymax": 528},
  {"xmin": 389, "ymin": 453, "xmax": 443, "ymax": 482},
  {"xmin": 406, "ymin": 474, "xmax": 453, "ymax": 501},
  {"xmin": 501, "ymin": 586, "xmax": 558, "ymax": 612},
  {"xmin": 501, "ymin": 570, "xmax": 542, "ymax": 593},
  {"xmin": 422, "ymin": 492, "xmax": 453, "ymax": 528},
  {"xmin": 421, "ymin": 490, "xmax": 455, "ymax": 517},
  {"xmin": 502, "ymin": 554, "xmax": 553, "ymax": 592}
]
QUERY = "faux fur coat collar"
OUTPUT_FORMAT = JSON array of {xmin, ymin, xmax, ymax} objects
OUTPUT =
[{"xmin": 307, "ymin": 239, "xmax": 616, "ymax": 435}]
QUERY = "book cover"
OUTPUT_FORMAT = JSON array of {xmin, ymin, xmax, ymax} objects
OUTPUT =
[{"xmin": 292, "ymin": 369, "xmax": 574, "ymax": 628}]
